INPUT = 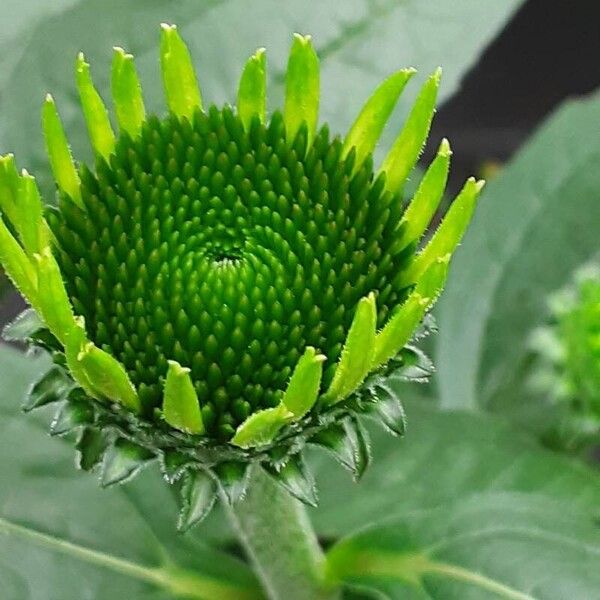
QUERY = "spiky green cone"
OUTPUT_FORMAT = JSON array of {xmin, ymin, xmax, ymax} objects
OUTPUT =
[
  {"xmin": 0, "ymin": 25, "xmax": 482, "ymax": 528},
  {"xmin": 528, "ymin": 263, "xmax": 600, "ymax": 451}
]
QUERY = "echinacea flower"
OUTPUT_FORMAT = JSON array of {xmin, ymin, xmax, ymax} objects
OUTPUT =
[{"xmin": 0, "ymin": 24, "xmax": 482, "ymax": 527}]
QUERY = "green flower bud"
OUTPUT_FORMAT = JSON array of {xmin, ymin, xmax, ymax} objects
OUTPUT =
[{"xmin": 0, "ymin": 24, "xmax": 481, "ymax": 525}]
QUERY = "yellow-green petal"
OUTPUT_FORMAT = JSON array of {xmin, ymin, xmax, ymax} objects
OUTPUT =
[
  {"xmin": 393, "ymin": 138, "xmax": 452, "ymax": 253},
  {"xmin": 342, "ymin": 68, "xmax": 416, "ymax": 169},
  {"xmin": 0, "ymin": 154, "xmax": 20, "ymax": 229},
  {"xmin": 372, "ymin": 258, "xmax": 449, "ymax": 370},
  {"xmin": 284, "ymin": 34, "xmax": 319, "ymax": 147},
  {"xmin": 42, "ymin": 95, "xmax": 83, "ymax": 207},
  {"xmin": 380, "ymin": 68, "xmax": 442, "ymax": 196},
  {"xmin": 0, "ymin": 217, "xmax": 38, "ymax": 303},
  {"xmin": 282, "ymin": 346, "xmax": 326, "ymax": 418},
  {"xmin": 18, "ymin": 172, "xmax": 51, "ymax": 255},
  {"xmin": 323, "ymin": 293, "xmax": 377, "ymax": 405},
  {"xmin": 237, "ymin": 48, "xmax": 267, "ymax": 130},
  {"xmin": 160, "ymin": 23, "xmax": 202, "ymax": 119},
  {"xmin": 231, "ymin": 404, "xmax": 293, "ymax": 449},
  {"xmin": 398, "ymin": 177, "xmax": 484, "ymax": 287},
  {"xmin": 75, "ymin": 53, "xmax": 116, "ymax": 160},
  {"xmin": 76, "ymin": 341, "xmax": 141, "ymax": 412},
  {"xmin": 163, "ymin": 360, "xmax": 205, "ymax": 434},
  {"xmin": 111, "ymin": 47, "xmax": 146, "ymax": 137}
]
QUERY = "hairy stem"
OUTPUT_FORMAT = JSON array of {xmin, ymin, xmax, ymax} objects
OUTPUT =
[{"xmin": 225, "ymin": 465, "xmax": 340, "ymax": 600}]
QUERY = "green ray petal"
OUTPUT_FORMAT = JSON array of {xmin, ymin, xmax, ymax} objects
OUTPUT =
[
  {"xmin": 75, "ymin": 53, "xmax": 116, "ymax": 160},
  {"xmin": 18, "ymin": 171, "xmax": 51, "ymax": 255},
  {"xmin": 0, "ymin": 216, "xmax": 37, "ymax": 303},
  {"xmin": 111, "ymin": 47, "xmax": 146, "ymax": 137},
  {"xmin": 284, "ymin": 34, "xmax": 319, "ymax": 147},
  {"xmin": 342, "ymin": 68, "xmax": 416, "ymax": 170},
  {"xmin": 42, "ymin": 95, "xmax": 83, "ymax": 207},
  {"xmin": 237, "ymin": 48, "xmax": 267, "ymax": 130},
  {"xmin": 160, "ymin": 23, "xmax": 203, "ymax": 119},
  {"xmin": 231, "ymin": 404, "xmax": 293, "ymax": 449},
  {"xmin": 323, "ymin": 293, "xmax": 377, "ymax": 405},
  {"xmin": 397, "ymin": 177, "xmax": 484, "ymax": 288},
  {"xmin": 380, "ymin": 68, "xmax": 442, "ymax": 196},
  {"xmin": 392, "ymin": 138, "xmax": 452, "ymax": 253},
  {"xmin": 0, "ymin": 154, "xmax": 20, "ymax": 229},
  {"xmin": 373, "ymin": 258, "xmax": 449, "ymax": 370},
  {"xmin": 163, "ymin": 360, "xmax": 205, "ymax": 434},
  {"xmin": 282, "ymin": 346, "xmax": 326, "ymax": 418}
]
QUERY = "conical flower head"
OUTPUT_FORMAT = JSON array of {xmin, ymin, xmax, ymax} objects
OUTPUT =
[{"xmin": 0, "ymin": 25, "xmax": 482, "ymax": 523}]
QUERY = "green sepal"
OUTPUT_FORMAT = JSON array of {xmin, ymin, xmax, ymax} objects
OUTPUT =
[
  {"xmin": 177, "ymin": 469, "xmax": 217, "ymax": 532},
  {"xmin": 75, "ymin": 53, "xmax": 116, "ymax": 160},
  {"xmin": 33, "ymin": 247, "xmax": 77, "ymax": 345},
  {"xmin": 398, "ymin": 177, "xmax": 484, "ymax": 287},
  {"xmin": 214, "ymin": 461, "xmax": 251, "ymax": 505},
  {"xmin": 76, "ymin": 426, "xmax": 109, "ymax": 472},
  {"xmin": 163, "ymin": 360, "xmax": 205, "ymax": 434},
  {"xmin": 111, "ymin": 47, "xmax": 146, "ymax": 137},
  {"xmin": 76, "ymin": 340, "xmax": 141, "ymax": 412},
  {"xmin": 380, "ymin": 68, "xmax": 442, "ymax": 195},
  {"xmin": 160, "ymin": 450, "xmax": 194, "ymax": 485},
  {"xmin": 230, "ymin": 404, "xmax": 293, "ymax": 449},
  {"xmin": 262, "ymin": 454, "xmax": 317, "ymax": 507},
  {"xmin": 394, "ymin": 346, "xmax": 435, "ymax": 383},
  {"xmin": 282, "ymin": 346, "xmax": 326, "ymax": 418},
  {"xmin": 0, "ymin": 215, "xmax": 38, "ymax": 303},
  {"xmin": 41, "ymin": 95, "xmax": 83, "ymax": 207},
  {"xmin": 284, "ymin": 34, "xmax": 319, "ymax": 148},
  {"xmin": 23, "ymin": 366, "xmax": 73, "ymax": 412},
  {"xmin": 342, "ymin": 68, "xmax": 416, "ymax": 170},
  {"xmin": 101, "ymin": 438, "xmax": 154, "ymax": 487},
  {"xmin": 2, "ymin": 308, "xmax": 44, "ymax": 342},
  {"xmin": 310, "ymin": 417, "xmax": 371, "ymax": 481},
  {"xmin": 368, "ymin": 385, "xmax": 406, "ymax": 436},
  {"xmin": 393, "ymin": 138, "xmax": 451, "ymax": 253},
  {"xmin": 323, "ymin": 293, "xmax": 377, "ymax": 405},
  {"xmin": 50, "ymin": 390, "xmax": 94, "ymax": 436},
  {"xmin": 237, "ymin": 48, "xmax": 266, "ymax": 130},
  {"xmin": 160, "ymin": 23, "xmax": 203, "ymax": 119}
]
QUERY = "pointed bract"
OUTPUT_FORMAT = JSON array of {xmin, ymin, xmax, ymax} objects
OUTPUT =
[
  {"xmin": 237, "ymin": 48, "xmax": 267, "ymax": 130},
  {"xmin": 342, "ymin": 68, "xmax": 416, "ymax": 170},
  {"xmin": 178, "ymin": 469, "xmax": 217, "ymax": 532},
  {"xmin": 323, "ymin": 293, "xmax": 377, "ymax": 405},
  {"xmin": 75, "ymin": 53, "xmax": 116, "ymax": 160},
  {"xmin": 282, "ymin": 346, "xmax": 326, "ymax": 417},
  {"xmin": 111, "ymin": 47, "xmax": 146, "ymax": 137},
  {"xmin": 163, "ymin": 360, "xmax": 205, "ymax": 434},
  {"xmin": 42, "ymin": 95, "xmax": 83, "ymax": 207},
  {"xmin": 24, "ymin": 366, "xmax": 73, "ymax": 412},
  {"xmin": 393, "ymin": 138, "xmax": 451, "ymax": 253},
  {"xmin": 101, "ymin": 439, "xmax": 154, "ymax": 487},
  {"xmin": 380, "ymin": 68, "xmax": 442, "ymax": 195},
  {"xmin": 214, "ymin": 461, "xmax": 251, "ymax": 505},
  {"xmin": 160, "ymin": 23, "xmax": 202, "ymax": 119},
  {"xmin": 76, "ymin": 426, "xmax": 109, "ymax": 471},
  {"xmin": 398, "ymin": 177, "xmax": 484, "ymax": 287},
  {"xmin": 263, "ymin": 455, "xmax": 317, "ymax": 507},
  {"xmin": 284, "ymin": 34, "xmax": 319, "ymax": 147}
]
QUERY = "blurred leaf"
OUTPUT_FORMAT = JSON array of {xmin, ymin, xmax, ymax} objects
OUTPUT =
[
  {"xmin": 0, "ymin": 345, "xmax": 262, "ymax": 600},
  {"xmin": 435, "ymin": 91, "xmax": 600, "ymax": 426},
  {"xmin": 327, "ymin": 492, "xmax": 600, "ymax": 599},
  {"xmin": 0, "ymin": 0, "xmax": 524, "ymax": 195}
]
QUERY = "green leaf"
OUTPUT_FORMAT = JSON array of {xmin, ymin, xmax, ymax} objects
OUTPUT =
[
  {"xmin": 327, "ymin": 492, "xmax": 600, "ymax": 599},
  {"xmin": 162, "ymin": 360, "xmax": 204, "ymax": 434},
  {"xmin": 284, "ymin": 34, "xmax": 319, "ymax": 147},
  {"xmin": 435, "ymin": 91, "xmax": 600, "ymax": 422},
  {"xmin": 0, "ymin": 345, "xmax": 262, "ymax": 600}
]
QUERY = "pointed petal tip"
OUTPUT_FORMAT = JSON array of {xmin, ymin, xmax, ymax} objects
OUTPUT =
[
  {"xmin": 438, "ymin": 138, "xmax": 452, "ymax": 157},
  {"xmin": 293, "ymin": 32, "xmax": 313, "ymax": 44},
  {"xmin": 161, "ymin": 22, "xmax": 176, "ymax": 32},
  {"xmin": 475, "ymin": 178, "xmax": 486, "ymax": 192},
  {"xmin": 167, "ymin": 359, "xmax": 191, "ymax": 374},
  {"xmin": 432, "ymin": 66, "xmax": 443, "ymax": 81},
  {"xmin": 44, "ymin": 93, "xmax": 54, "ymax": 104}
]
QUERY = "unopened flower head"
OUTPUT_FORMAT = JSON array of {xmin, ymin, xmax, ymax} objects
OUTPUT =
[{"xmin": 0, "ymin": 25, "xmax": 482, "ymax": 517}]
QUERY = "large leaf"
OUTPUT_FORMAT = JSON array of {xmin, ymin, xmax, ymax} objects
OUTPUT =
[
  {"xmin": 0, "ymin": 345, "xmax": 262, "ymax": 600},
  {"xmin": 435, "ymin": 91, "xmax": 600, "ymax": 423},
  {"xmin": 327, "ymin": 492, "xmax": 600, "ymax": 599},
  {"xmin": 0, "ymin": 0, "xmax": 524, "ymax": 194}
]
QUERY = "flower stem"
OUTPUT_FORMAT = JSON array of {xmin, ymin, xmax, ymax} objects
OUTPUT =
[{"xmin": 224, "ymin": 465, "xmax": 340, "ymax": 600}]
